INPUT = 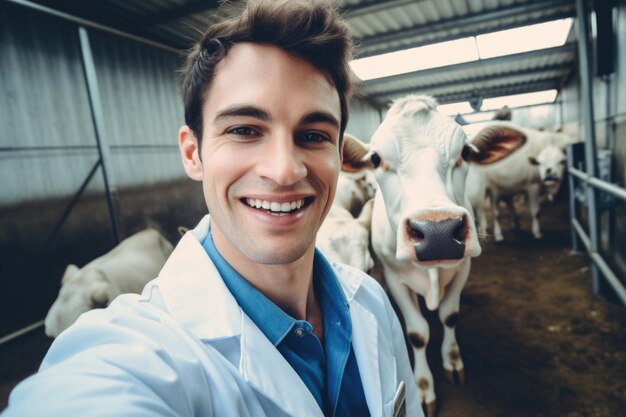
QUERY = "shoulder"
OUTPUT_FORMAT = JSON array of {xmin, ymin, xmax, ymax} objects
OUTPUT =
[{"xmin": 332, "ymin": 262, "xmax": 396, "ymax": 322}]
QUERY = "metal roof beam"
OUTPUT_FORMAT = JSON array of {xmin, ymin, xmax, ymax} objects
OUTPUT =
[
  {"xmin": 356, "ymin": 0, "xmax": 576, "ymax": 58},
  {"xmin": 377, "ymin": 79, "xmax": 564, "ymax": 105},
  {"xmin": 361, "ymin": 42, "xmax": 576, "ymax": 88},
  {"xmin": 343, "ymin": 0, "xmax": 429, "ymax": 18},
  {"xmin": 366, "ymin": 64, "xmax": 571, "ymax": 99},
  {"xmin": 132, "ymin": 0, "xmax": 221, "ymax": 27},
  {"xmin": 364, "ymin": 65, "xmax": 567, "ymax": 101}
]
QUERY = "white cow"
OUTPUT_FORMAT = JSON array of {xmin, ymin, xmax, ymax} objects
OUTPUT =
[
  {"xmin": 465, "ymin": 122, "xmax": 577, "ymax": 241},
  {"xmin": 317, "ymin": 199, "xmax": 375, "ymax": 272},
  {"xmin": 317, "ymin": 133, "xmax": 378, "ymax": 272},
  {"xmin": 529, "ymin": 144, "xmax": 567, "ymax": 201},
  {"xmin": 342, "ymin": 95, "xmax": 525, "ymax": 416},
  {"xmin": 44, "ymin": 228, "xmax": 173, "ymax": 338}
]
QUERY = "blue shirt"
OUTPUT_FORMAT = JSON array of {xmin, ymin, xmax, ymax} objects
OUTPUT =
[{"xmin": 203, "ymin": 230, "xmax": 370, "ymax": 417}]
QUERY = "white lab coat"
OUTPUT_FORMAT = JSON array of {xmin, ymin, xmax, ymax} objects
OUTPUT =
[{"xmin": 3, "ymin": 215, "xmax": 422, "ymax": 417}]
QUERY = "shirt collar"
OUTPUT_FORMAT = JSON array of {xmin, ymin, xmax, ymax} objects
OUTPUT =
[
  {"xmin": 202, "ymin": 229, "xmax": 352, "ymax": 347},
  {"xmin": 202, "ymin": 229, "xmax": 294, "ymax": 346}
]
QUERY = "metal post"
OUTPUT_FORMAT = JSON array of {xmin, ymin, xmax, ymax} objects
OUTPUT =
[
  {"xmin": 78, "ymin": 26, "xmax": 121, "ymax": 243},
  {"xmin": 566, "ymin": 145, "xmax": 580, "ymax": 252},
  {"xmin": 575, "ymin": 0, "xmax": 601, "ymax": 293}
]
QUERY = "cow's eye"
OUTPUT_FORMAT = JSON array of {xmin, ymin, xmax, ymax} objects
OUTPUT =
[
  {"xmin": 461, "ymin": 145, "xmax": 473, "ymax": 161},
  {"xmin": 371, "ymin": 152, "xmax": 382, "ymax": 168}
]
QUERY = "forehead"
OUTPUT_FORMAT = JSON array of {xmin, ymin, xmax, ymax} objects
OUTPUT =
[
  {"xmin": 372, "ymin": 108, "xmax": 466, "ymax": 155},
  {"xmin": 203, "ymin": 42, "xmax": 340, "ymax": 121}
]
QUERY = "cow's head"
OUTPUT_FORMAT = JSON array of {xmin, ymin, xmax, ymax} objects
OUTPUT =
[
  {"xmin": 343, "ymin": 95, "xmax": 526, "ymax": 268},
  {"xmin": 44, "ymin": 265, "xmax": 113, "ymax": 338},
  {"xmin": 528, "ymin": 144, "xmax": 566, "ymax": 199}
]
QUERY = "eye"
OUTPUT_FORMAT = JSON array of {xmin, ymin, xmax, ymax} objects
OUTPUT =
[
  {"xmin": 371, "ymin": 152, "xmax": 382, "ymax": 168},
  {"xmin": 461, "ymin": 145, "xmax": 472, "ymax": 161},
  {"xmin": 228, "ymin": 126, "xmax": 258, "ymax": 136},
  {"xmin": 297, "ymin": 131, "xmax": 330, "ymax": 144}
]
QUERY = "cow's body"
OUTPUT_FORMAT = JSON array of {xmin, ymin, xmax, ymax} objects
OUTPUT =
[
  {"xmin": 342, "ymin": 95, "xmax": 524, "ymax": 416},
  {"xmin": 44, "ymin": 228, "xmax": 173, "ymax": 338},
  {"xmin": 464, "ymin": 122, "xmax": 576, "ymax": 241},
  {"xmin": 317, "ymin": 135, "xmax": 378, "ymax": 272},
  {"xmin": 317, "ymin": 199, "xmax": 375, "ymax": 272}
]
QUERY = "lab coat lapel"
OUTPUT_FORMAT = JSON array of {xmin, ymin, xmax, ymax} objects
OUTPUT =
[
  {"xmin": 351, "ymin": 300, "xmax": 384, "ymax": 417},
  {"xmin": 239, "ymin": 314, "xmax": 324, "ymax": 417}
]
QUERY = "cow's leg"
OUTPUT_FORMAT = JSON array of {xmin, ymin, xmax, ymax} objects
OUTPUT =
[
  {"xmin": 438, "ymin": 260, "xmax": 470, "ymax": 385},
  {"xmin": 384, "ymin": 265, "xmax": 436, "ymax": 417},
  {"xmin": 473, "ymin": 199, "xmax": 487, "ymax": 236},
  {"xmin": 504, "ymin": 196, "xmax": 520, "ymax": 229},
  {"xmin": 527, "ymin": 183, "xmax": 543, "ymax": 239},
  {"xmin": 489, "ymin": 189, "xmax": 504, "ymax": 241}
]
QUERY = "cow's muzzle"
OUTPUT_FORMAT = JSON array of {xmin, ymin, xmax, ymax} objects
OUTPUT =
[{"xmin": 408, "ymin": 217, "xmax": 466, "ymax": 262}]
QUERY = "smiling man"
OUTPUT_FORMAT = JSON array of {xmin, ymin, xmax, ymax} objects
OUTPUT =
[{"xmin": 3, "ymin": 1, "xmax": 421, "ymax": 416}]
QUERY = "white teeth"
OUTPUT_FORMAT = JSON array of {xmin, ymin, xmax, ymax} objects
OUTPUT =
[{"xmin": 246, "ymin": 198, "xmax": 306, "ymax": 213}]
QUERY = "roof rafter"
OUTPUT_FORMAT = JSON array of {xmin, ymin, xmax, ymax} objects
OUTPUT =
[
  {"xmin": 361, "ymin": 43, "xmax": 576, "ymax": 88},
  {"xmin": 355, "ymin": 0, "xmax": 576, "ymax": 57}
]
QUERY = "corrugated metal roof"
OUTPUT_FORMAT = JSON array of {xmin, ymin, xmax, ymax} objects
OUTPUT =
[{"xmin": 19, "ymin": 0, "xmax": 579, "ymax": 108}]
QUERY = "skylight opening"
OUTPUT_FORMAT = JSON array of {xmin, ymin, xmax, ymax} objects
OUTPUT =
[
  {"xmin": 480, "ymin": 90, "xmax": 558, "ymax": 111},
  {"xmin": 349, "ymin": 37, "xmax": 478, "ymax": 81},
  {"xmin": 437, "ymin": 102, "xmax": 475, "ymax": 115},
  {"xmin": 437, "ymin": 90, "xmax": 558, "ymax": 118},
  {"xmin": 350, "ymin": 18, "xmax": 573, "ymax": 82},
  {"xmin": 476, "ymin": 18, "xmax": 573, "ymax": 59}
]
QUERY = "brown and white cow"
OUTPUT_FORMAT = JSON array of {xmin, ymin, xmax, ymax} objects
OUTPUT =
[
  {"xmin": 317, "ymin": 133, "xmax": 378, "ymax": 272},
  {"xmin": 44, "ymin": 228, "xmax": 173, "ymax": 338},
  {"xmin": 464, "ymin": 122, "xmax": 577, "ymax": 241},
  {"xmin": 342, "ymin": 95, "xmax": 525, "ymax": 416}
]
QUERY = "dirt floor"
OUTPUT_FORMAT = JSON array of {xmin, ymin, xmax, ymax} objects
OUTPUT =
[
  {"xmin": 1, "ymin": 197, "xmax": 625, "ymax": 416},
  {"xmin": 429, "ymin": 198, "xmax": 626, "ymax": 417}
]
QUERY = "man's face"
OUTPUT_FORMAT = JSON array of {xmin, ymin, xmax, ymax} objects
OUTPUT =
[{"xmin": 180, "ymin": 43, "xmax": 342, "ymax": 267}]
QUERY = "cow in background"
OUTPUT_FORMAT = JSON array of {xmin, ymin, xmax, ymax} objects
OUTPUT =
[
  {"xmin": 465, "ymin": 122, "xmax": 577, "ymax": 241},
  {"xmin": 44, "ymin": 228, "xmax": 173, "ymax": 338},
  {"xmin": 317, "ymin": 133, "xmax": 378, "ymax": 272},
  {"xmin": 342, "ymin": 95, "xmax": 525, "ymax": 416}
]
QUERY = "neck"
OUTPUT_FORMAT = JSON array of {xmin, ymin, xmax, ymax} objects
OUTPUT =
[{"xmin": 212, "ymin": 225, "xmax": 317, "ymax": 320}]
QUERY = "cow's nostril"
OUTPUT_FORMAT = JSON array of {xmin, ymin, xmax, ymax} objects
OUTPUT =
[
  {"xmin": 408, "ymin": 220, "xmax": 425, "ymax": 241},
  {"xmin": 453, "ymin": 218, "xmax": 465, "ymax": 243},
  {"xmin": 408, "ymin": 217, "xmax": 466, "ymax": 262}
]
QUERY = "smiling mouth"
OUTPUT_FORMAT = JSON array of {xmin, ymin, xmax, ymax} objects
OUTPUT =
[{"xmin": 243, "ymin": 197, "xmax": 313, "ymax": 216}]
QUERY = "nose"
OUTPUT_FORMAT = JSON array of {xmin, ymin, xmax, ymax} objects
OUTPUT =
[
  {"xmin": 257, "ymin": 137, "xmax": 307, "ymax": 185},
  {"xmin": 408, "ymin": 217, "xmax": 466, "ymax": 261},
  {"xmin": 545, "ymin": 168, "xmax": 553, "ymax": 176}
]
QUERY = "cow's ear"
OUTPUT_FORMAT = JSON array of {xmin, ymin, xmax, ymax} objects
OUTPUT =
[
  {"xmin": 90, "ymin": 281, "xmax": 111, "ymax": 309},
  {"xmin": 528, "ymin": 156, "xmax": 539, "ymax": 165},
  {"xmin": 341, "ymin": 133, "xmax": 376, "ymax": 172},
  {"xmin": 61, "ymin": 264, "xmax": 79, "ymax": 284},
  {"xmin": 467, "ymin": 124, "xmax": 527, "ymax": 165}
]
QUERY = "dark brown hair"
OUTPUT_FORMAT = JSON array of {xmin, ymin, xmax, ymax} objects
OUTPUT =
[{"xmin": 180, "ymin": 0, "xmax": 356, "ymax": 146}]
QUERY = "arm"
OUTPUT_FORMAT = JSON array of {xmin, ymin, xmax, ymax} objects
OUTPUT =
[{"xmin": 3, "ymin": 297, "xmax": 211, "ymax": 417}]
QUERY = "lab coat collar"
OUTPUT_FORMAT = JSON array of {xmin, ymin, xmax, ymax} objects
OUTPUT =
[{"xmin": 152, "ymin": 215, "xmax": 383, "ymax": 417}]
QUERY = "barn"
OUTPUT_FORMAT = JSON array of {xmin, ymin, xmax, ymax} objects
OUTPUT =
[{"xmin": 1, "ymin": 0, "xmax": 625, "ymax": 415}]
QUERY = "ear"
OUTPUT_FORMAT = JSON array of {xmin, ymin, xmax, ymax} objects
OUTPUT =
[
  {"xmin": 528, "ymin": 156, "xmax": 539, "ymax": 165},
  {"xmin": 61, "ymin": 264, "xmax": 79, "ymax": 284},
  {"xmin": 357, "ymin": 198, "xmax": 375, "ymax": 230},
  {"xmin": 465, "ymin": 124, "xmax": 527, "ymax": 165},
  {"xmin": 90, "ymin": 280, "xmax": 111, "ymax": 309},
  {"xmin": 179, "ymin": 125, "xmax": 203, "ymax": 181},
  {"xmin": 341, "ymin": 133, "xmax": 376, "ymax": 172}
]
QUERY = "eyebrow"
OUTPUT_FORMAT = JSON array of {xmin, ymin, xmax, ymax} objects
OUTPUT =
[
  {"xmin": 213, "ymin": 105, "xmax": 340, "ymax": 129},
  {"xmin": 214, "ymin": 105, "xmax": 271, "ymax": 122},
  {"xmin": 299, "ymin": 111, "xmax": 340, "ymax": 129}
]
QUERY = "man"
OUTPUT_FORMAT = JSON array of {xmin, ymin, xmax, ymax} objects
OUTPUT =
[{"xmin": 3, "ymin": 1, "xmax": 421, "ymax": 416}]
